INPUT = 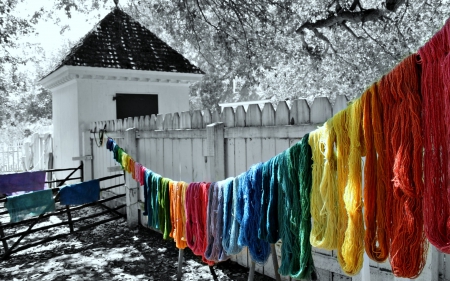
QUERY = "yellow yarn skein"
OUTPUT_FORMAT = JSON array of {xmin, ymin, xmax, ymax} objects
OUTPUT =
[
  {"xmin": 309, "ymin": 122, "xmax": 338, "ymax": 249},
  {"xmin": 333, "ymin": 99, "xmax": 366, "ymax": 275}
]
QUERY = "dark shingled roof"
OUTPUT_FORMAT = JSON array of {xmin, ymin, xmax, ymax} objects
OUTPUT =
[{"xmin": 46, "ymin": 8, "xmax": 204, "ymax": 76}]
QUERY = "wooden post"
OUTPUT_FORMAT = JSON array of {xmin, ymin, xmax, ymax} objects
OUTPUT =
[
  {"xmin": 270, "ymin": 244, "xmax": 282, "ymax": 281},
  {"xmin": 177, "ymin": 248, "xmax": 184, "ymax": 281},
  {"xmin": 0, "ymin": 222, "xmax": 8, "ymax": 252},
  {"xmin": 125, "ymin": 128, "xmax": 139, "ymax": 228},
  {"xmin": 81, "ymin": 131, "xmax": 93, "ymax": 181},
  {"xmin": 205, "ymin": 123, "xmax": 225, "ymax": 182},
  {"xmin": 248, "ymin": 260, "xmax": 256, "ymax": 281},
  {"xmin": 66, "ymin": 206, "xmax": 74, "ymax": 233}
]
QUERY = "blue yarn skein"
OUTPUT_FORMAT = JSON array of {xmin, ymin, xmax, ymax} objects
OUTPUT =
[
  {"xmin": 223, "ymin": 174, "xmax": 244, "ymax": 255},
  {"xmin": 238, "ymin": 163, "xmax": 271, "ymax": 264}
]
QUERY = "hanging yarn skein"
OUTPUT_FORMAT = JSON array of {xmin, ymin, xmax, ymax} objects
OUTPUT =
[
  {"xmin": 333, "ymin": 99, "xmax": 365, "ymax": 275},
  {"xmin": 259, "ymin": 156, "xmax": 280, "ymax": 244},
  {"xmin": 222, "ymin": 174, "xmax": 244, "ymax": 255},
  {"xmin": 169, "ymin": 181, "xmax": 188, "ymax": 249},
  {"xmin": 238, "ymin": 163, "xmax": 271, "ymax": 264},
  {"xmin": 361, "ymin": 84, "xmax": 389, "ymax": 263},
  {"xmin": 278, "ymin": 138, "xmax": 316, "ymax": 279},
  {"xmin": 185, "ymin": 182, "xmax": 214, "ymax": 265},
  {"xmin": 205, "ymin": 180, "xmax": 231, "ymax": 262},
  {"xmin": 378, "ymin": 54, "xmax": 427, "ymax": 278},
  {"xmin": 418, "ymin": 19, "xmax": 450, "ymax": 254},
  {"xmin": 309, "ymin": 122, "xmax": 338, "ymax": 250}
]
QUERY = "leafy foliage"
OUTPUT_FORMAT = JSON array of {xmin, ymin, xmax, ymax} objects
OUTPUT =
[{"xmin": 123, "ymin": 0, "xmax": 450, "ymax": 105}]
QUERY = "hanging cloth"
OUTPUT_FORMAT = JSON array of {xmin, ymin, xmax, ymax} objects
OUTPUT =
[
  {"xmin": 222, "ymin": 174, "xmax": 244, "ymax": 255},
  {"xmin": 418, "ymin": 19, "xmax": 450, "ymax": 254},
  {"xmin": 5, "ymin": 189, "xmax": 55, "ymax": 223},
  {"xmin": 378, "ymin": 54, "xmax": 427, "ymax": 278},
  {"xmin": 205, "ymin": 179, "xmax": 231, "ymax": 262},
  {"xmin": 59, "ymin": 179, "xmax": 100, "ymax": 205},
  {"xmin": 143, "ymin": 169, "xmax": 153, "ymax": 216},
  {"xmin": 238, "ymin": 163, "xmax": 270, "ymax": 264},
  {"xmin": 158, "ymin": 178, "xmax": 172, "ymax": 239},
  {"xmin": 0, "ymin": 171, "xmax": 46, "ymax": 196},
  {"xmin": 185, "ymin": 182, "xmax": 214, "ymax": 265}
]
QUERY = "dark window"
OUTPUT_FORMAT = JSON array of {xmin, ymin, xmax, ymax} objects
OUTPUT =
[{"xmin": 115, "ymin": 94, "xmax": 158, "ymax": 119}]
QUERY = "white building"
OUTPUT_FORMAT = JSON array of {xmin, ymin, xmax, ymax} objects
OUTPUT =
[{"xmin": 40, "ymin": 7, "xmax": 204, "ymax": 172}]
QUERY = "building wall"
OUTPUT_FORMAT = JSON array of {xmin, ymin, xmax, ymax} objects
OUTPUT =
[{"xmin": 52, "ymin": 80, "xmax": 80, "ymax": 172}]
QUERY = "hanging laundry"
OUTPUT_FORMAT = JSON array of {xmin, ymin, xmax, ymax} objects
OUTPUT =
[
  {"xmin": 106, "ymin": 138, "xmax": 115, "ymax": 151},
  {"xmin": 5, "ymin": 189, "xmax": 55, "ymax": 223},
  {"xmin": 0, "ymin": 171, "xmax": 46, "ymax": 196},
  {"xmin": 419, "ymin": 19, "xmax": 450, "ymax": 255},
  {"xmin": 185, "ymin": 182, "xmax": 214, "ymax": 265},
  {"xmin": 222, "ymin": 174, "xmax": 244, "ymax": 256},
  {"xmin": 59, "ymin": 179, "xmax": 100, "ymax": 205},
  {"xmin": 238, "ymin": 163, "xmax": 270, "ymax": 264},
  {"xmin": 259, "ymin": 156, "xmax": 279, "ymax": 244},
  {"xmin": 278, "ymin": 136, "xmax": 316, "ymax": 279},
  {"xmin": 169, "ymin": 181, "xmax": 188, "ymax": 249},
  {"xmin": 205, "ymin": 179, "xmax": 231, "ymax": 262}
]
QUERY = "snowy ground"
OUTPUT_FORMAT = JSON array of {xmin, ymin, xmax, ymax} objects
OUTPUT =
[{"xmin": 0, "ymin": 204, "xmax": 274, "ymax": 281}]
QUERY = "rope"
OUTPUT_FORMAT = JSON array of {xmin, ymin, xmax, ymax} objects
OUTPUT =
[
  {"xmin": 418, "ymin": 19, "xmax": 450, "ymax": 254},
  {"xmin": 361, "ymin": 83, "xmax": 389, "ymax": 262},
  {"xmin": 308, "ymin": 122, "xmax": 338, "ymax": 250},
  {"xmin": 185, "ymin": 182, "xmax": 214, "ymax": 265},
  {"xmin": 378, "ymin": 54, "xmax": 427, "ymax": 278},
  {"xmin": 222, "ymin": 174, "xmax": 244, "ymax": 255},
  {"xmin": 238, "ymin": 163, "xmax": 271, "ymax": 264}
]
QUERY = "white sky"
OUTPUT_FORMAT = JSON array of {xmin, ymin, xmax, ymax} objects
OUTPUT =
[{"xmin": 10, "ymin": 1, "xmax": 120, "ymax": 76}]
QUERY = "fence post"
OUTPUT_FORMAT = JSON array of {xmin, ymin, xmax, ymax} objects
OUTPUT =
[
  {"xmin": 206, "ymin": 123, "xmax": 225, "ymax": 181},
  {"xmin": 82, "ymin": 131, "xmax": 93, "ymax": 181},
  {"xmin": 125, "ymin": 128, "xmax": 139, "ymax": 228}
]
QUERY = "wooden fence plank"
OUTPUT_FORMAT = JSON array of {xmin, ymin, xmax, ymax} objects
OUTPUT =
[
  {"xmin": 163, "ymin": 139, "xmax": 174, "ymax": 180},
  {"xmin": 150, "ymin": 114, "xmax": 157, "ymax": 130},
  {"xmin": 262, "ymin": 103, "xmax": 275, "ymax": 126},
  {"xmin": 310, "ymin": 97, "xmax": 332, "ymax": 124},
  {"xmin": 203, "ymin": 109, "xmax": 212, "ymax": 127},
  {"xmin": 181, "ymin": 111, "xmax": 192, "ymax": 129},
  {"xmin": 235, "ymin": 106, "xmax": 246, "ymax": 127},
  {"xmin": 172, "ymin": 113, "xmax": 180, "ymax": 130},
  {"xmin": 290, "ymin": 99, "xmax": 310, "ymax": 125},
  {"xmin": 164, "ymin": 113, "xmax": 173, "ymax": 130},
  {"xmin": 192, "ymin": 110, "xmax": 203, "ymax": 129},
  {"xmin": 222, "ymin": 107, "xmax": 235, "ymax": 128},
  {"xmin": 246, "ymin": 104, "xmax": 262, "ymax": 127},
  {"xmin": 333, "ymin": 94, "xmax": 348, "ymax": 115},
  {"xmin": 156, "ymin": 114, "xmax": 164, "ymax": 130},
  {"xmin": 275, "ymin": 101, "xmax": 290, "ymax": 126}
]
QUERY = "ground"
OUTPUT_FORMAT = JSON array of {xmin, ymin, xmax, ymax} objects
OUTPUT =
[{"xmin": 0, "ymin": 205, "xmax": 275, "ymax": 281}]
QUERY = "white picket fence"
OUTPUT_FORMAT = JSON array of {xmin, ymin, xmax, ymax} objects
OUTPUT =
[{"xmin": 84, "ymin": 96, "xmax": 448, "ymax": 281}]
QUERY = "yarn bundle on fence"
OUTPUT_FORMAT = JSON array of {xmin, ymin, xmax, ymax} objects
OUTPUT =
[
  {"xmin": 222, "ymin": 176, "xmax": 243, "ymax": 255},
  {"xmin": 419, "ymin": 19, "xmax": 450, "ymax": 254},
  {"xmin": 378, "ymin": 54, "xmax": 427, "ymax": 278},
  {"xmin": 238, "ymin": 163, "xmax": 271, "ymax": 264}
]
